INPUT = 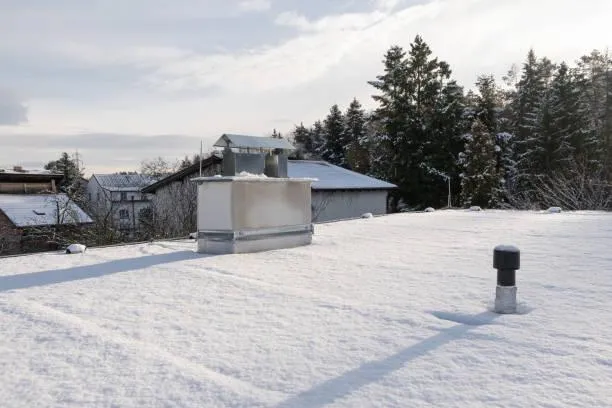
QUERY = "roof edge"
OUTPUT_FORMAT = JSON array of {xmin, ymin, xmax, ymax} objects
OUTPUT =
[{"xmin": 141, "ymin": 155, "xmax": 222, "ymax": 193}]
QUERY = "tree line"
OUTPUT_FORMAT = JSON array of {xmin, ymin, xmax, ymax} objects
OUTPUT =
[{"xmin": 286, "ymin": 35, "xmax": 612, "ymax": 210}]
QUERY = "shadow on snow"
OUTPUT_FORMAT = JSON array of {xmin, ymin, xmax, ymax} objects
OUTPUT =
[
  {"xmin": 275, "ymin": 311, "xmax": 499, "ymax": 408},
  {"xmin": 0, "ymin": 250, "xmax": 207, "ymax": 292}
]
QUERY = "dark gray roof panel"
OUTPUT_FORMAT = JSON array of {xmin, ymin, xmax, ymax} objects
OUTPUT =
[
  {"xmin": 94, "ymin": 173, "xmax": 157, "ymax": 190},
  {"xmin": 213, "ymin": 134, "xmax": 295, "ymax": 150}
]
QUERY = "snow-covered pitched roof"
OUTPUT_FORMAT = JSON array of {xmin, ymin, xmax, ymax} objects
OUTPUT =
[
  {"xmin": 288, "ymin": 160, "xmax": 397, "ymax": 190},
  {"xmin": 0, "ymin": 194, "xmax": 93, "ymax": 227},
  {"xmin": 93, "ymin": 173, "xmax": 157, "ymax": 191}
]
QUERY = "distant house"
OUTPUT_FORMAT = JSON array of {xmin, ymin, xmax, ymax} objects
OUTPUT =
[
  {"xmin": 0, "ymin": 167, "xmax": 93, "ymax": 255},
  {"xmin": 86, "ymin": 173, "xmax": 157, "ymax": 236},
  {"xmin": 142, "ymin": 156, "xmax": 396, "ymax": 236},
  {"xmin": 0, "ymin": 166, "xmax": 63, "ymax": 194}
]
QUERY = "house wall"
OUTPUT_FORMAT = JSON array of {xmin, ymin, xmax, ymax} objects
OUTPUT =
[
  {"xmin": 0, "ymin": 181, "xmax": 55, "ymax": 194},
  {"xmin": 311, "ymin": 190, "xmax": 389, "ymax": 223},
  {"xmin": 85, "ymin": 176, "xmax": 153, "ymax": 236},
  {"xmin": 0, "ymin": 210, "xmax": 22, "ymax": 255}
]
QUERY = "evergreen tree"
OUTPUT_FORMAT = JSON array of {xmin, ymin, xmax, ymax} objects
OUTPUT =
[
  {"xmin": 310, "ymin": 120, "xmax": 326, "ymax": 159},
  {"xmin": 546, "ymin": 63, "xmax": 584, "ymax": 170},
  {"xmin": 512, "ymin": 50, "xmax": 556, "ymax": 192},
  {"xmin": 291, "ymin": 122, "xmax": 313, "ymax": 159},
  {"xmin": 343, "ymin": 98, "xmax": 370, "ymax": 173},
  {"xmin": 459, "ymin": 120, "xmax": 498, "ymax": 207},
  {"xmin": 468, "ymin": 75, "xmax": 516, "ymax": 206},
  {"xmin": 474, "ymin": 75, "xmax": 499, "ymax": 133},
  {"xmin": 321, "ymin": 104, "xmax": 347, "ymax": 166},
  {"xmin": 576, "ymin": 50, "xmax": 612, "ymax": 172},
  {"xmin": 44, "ymin": 152, "xmax": 85, "ymax": 199},
  {"xmin": 370, "ymin": 35, "xmax": 464, "ymax": 208},
  {"xmin": 368, "ymin": 45, "xmax": 409, "ymax": 188},
  {"xmin": 427, "ymin": 79, "xmax": 466, "ymax": 207}
]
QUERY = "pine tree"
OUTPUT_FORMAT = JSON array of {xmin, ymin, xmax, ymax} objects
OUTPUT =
[
  {"xmin": 404, "ymin": 36, "xmax": 463, "ymax": 207},
  {"xmin": 44, "ymin": 152, "xmax": 85, "ymax": 200},
  {"xmin": 546, "ymin": 63, "xmax": 584, "ymax": 171},
  {"xmin": 576, "ymin": 50, "xmax": 612, "ymax": 173},
  {"xmin": 427, "ymin": 79, "xmax": 466, "ymax": 207},
  {"xmin": 474, "ymin": 75, "xmax": 499, "ymax": 133},
  {"xmin": 369, "ymin": 36, "xmax": 466, "ymax": 208},
  {"xmin": 343, "ymin": 98, "xmax": 370, "ymax": 173},
  {"xmin": 460, "ymin": 120, "xmax": 498, "ymax": 207},
  {"xmin": 368, "ymin": 45, "xmax": 409, "ymax": 189},
  {"xmin": 321, "ymin": 104, "xmax": 347, "ymax": 166},
  {"xmin": 310, "ymin": 120, "xmax": 326, "ymax": 159},
  {"xmin": 291, "ymin": 122, "xmax": 313, "ymax": 159},
  {"xmin": 512, "ymin": 50, "xmax": 556, "ymax": 193}
]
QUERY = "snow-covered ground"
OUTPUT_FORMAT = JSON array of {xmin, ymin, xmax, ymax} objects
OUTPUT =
[{"xmin": 1, "ymin": 210, "xmax": 611, "ymax": 407}]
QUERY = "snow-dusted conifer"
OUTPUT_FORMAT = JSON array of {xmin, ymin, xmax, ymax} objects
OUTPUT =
[{"xmin": 460, "ymin": 119, "xmax": 498, "ymax": 207}]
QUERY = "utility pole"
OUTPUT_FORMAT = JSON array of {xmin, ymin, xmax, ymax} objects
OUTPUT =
[
  {"xmin": 75, "ymin": 150, "xmax": 81, "ymax": 173},
  {"xmin": 199, "ymin": 140, "xmax": 203, "ymax": 177},
  {"xmin": 447, "ymin": 176, "xmax": 452, "ymax": 208}
]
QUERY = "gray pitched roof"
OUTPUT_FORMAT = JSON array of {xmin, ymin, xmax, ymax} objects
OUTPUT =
[
  {"xmin": 93, "ymin": 173, "xmax": 157, "ymax": 191},
  {"xmin": 0, "ymin": 194, "xmax": 93, "ymax": 227},
  {"xmin": 288, "ymin": 161, "xmax": 397, "ymax": 190},
  {"xmin": 213, "ymin": 134, "xmax": 295, "ymax": 151},
  {"xmin": 141, "ymin": 157, "xmax": 396, "ymax": 193}
]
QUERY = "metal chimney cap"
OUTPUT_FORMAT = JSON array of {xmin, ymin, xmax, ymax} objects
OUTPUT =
[{"xmin": 213, "ymin": 134, "xmax": 295, "ymax": 151}]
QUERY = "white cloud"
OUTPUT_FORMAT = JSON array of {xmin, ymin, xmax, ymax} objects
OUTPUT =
[
  {"xmin": 2, "ymin": 0, "xmax": 612, "ymax": 173},
  {"xmin": 0, "ymin": 88, "xmax": 28, "ymax": 125},
  {"xmin": 238, "ymin": 0, "xmax": 271, "ymax": 12},
  {"xmin": 133, "ymin": 0, "xmax": 612, "ymax": 99},
  {"xmin": 372, "ymin": 0, "xmax": 403, "ymax": 11},
  {"xmin": 274, "ymin": 11, "xmax": 311, "ymax": 30}
]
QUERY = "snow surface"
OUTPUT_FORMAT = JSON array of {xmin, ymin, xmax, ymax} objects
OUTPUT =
[
  {"xmin": 1, "ymin": 210, "xmax": 611, "ymax": 407},
  {"xmin": 236, "ymin": 171, "xmax": 268, "ymax": 178}
]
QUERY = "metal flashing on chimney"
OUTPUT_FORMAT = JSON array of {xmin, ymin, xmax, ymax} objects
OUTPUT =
[{"xmin": 213, "ymin": 134, "xmax": 294, "ymax": 178}]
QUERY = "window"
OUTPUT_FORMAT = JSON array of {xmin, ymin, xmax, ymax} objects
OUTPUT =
[
  {"xmin": 119, "ymin": 209, "xmax": 129, "ymax": 219},
  {"xmin": 121, "ymin": 192, "xmax": 127, "ymax": 201}
]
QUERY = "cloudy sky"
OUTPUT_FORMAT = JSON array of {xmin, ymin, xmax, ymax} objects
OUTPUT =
[{"xmin": 1, "ymin": 0, "xmax": 610, "ymax": 175}]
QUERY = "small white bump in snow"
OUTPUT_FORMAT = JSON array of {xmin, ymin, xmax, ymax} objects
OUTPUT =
[{"xmin": 65, "ymin": 244, "xmax": 86, "ymax": 254}]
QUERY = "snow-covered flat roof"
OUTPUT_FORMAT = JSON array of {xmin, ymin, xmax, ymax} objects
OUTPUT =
[
  {"xmin": 0, "ymin": 210, "xmax": 611, "ymax": 407},
  {"xmin": 0, "ymin": 167, "xmax": 59, "ymax": 176},
  {"xmin": 288, "ymin": 160, "xmax": 397, "ymax": 190},
  {"xmin": 0, "ymin": 194, "xmax": 93, "ymax": 227}
]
